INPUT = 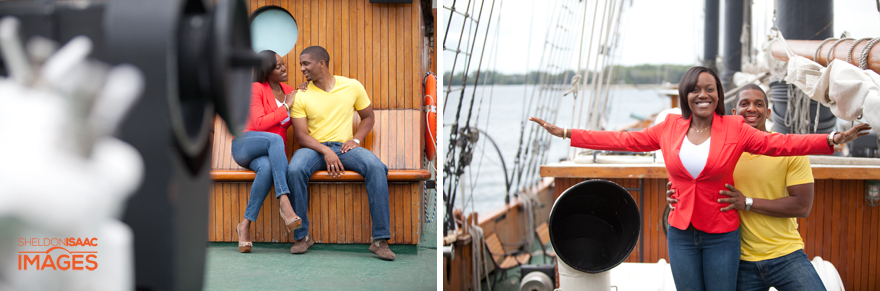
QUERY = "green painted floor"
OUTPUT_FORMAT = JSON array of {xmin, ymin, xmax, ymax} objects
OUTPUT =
[{"xmin": 204, "ymin": 219, "xmax": 437, "ymax": 291}]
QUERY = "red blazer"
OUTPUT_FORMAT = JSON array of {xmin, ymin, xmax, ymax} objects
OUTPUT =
[
  {"xmin": 241, "ymin": 82, "xmax": 294, "ymax": 145},
  {"xmin": 571, "ymin": 113, "xmax": 833, "ymax": 233}
]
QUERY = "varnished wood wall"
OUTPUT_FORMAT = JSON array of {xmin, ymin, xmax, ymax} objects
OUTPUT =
[
  {"xmin": 208, "ymin": 0, "xmax": 430, "ymax": 245},
  {"xmin": 248, "ymin": 0, "xmax": 428, "ymax": 110},
  {"xmin": 554, "ymin": 177, "xmax": 880, "ymax": 291}
]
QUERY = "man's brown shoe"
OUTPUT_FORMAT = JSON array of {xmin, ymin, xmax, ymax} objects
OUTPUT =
[
  {"xmin": 290, "ymin": 236, "xmax": 314, "ymax": 254},
  {"xmin": 369, "ymin": 239, "xmax": 396, "ymax": 261}
]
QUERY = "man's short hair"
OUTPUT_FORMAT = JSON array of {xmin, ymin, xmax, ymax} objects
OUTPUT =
[
  {"xmin": 735, "ymin": 83, "xmax": 768, "ymax": 104},
  {"xmin": 301, "ymin": 46, "xmax": 330, "ymax": 67}
]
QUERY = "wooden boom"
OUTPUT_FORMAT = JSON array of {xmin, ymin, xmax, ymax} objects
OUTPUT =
[{"xmin": 769, "ymin": 39, "xmax": 880, "ymax": 74}]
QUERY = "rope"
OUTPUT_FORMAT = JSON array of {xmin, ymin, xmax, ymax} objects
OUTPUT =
[
  {"xmin": 443, "ymin": 0, "xmax": 497, "ymax": 233},
  {"xmin": 512, "ymin": 0, "xmax": 576, "ymax": 196},
  {"xmin": 826, "ymin": 38, "xmax": 854, "ymax": 66},
  {"xmin": 520, "ymin": 189, "xmax": 540, "ymax": 255},
  {"xmin": 587, "ymin": 0, "xmax": 620, "ymax": 132},
  {"xmin": 563, "ymin": 75, "xmax": 581, "ymax": 96},
  {"xmin": 782, "ymin": 83, "xmax": 819, "ymax": 134},
  {"xmin": 467, "ymin": 224, "xmax": 492, "ymax": 291},
  {"xmin": 469, "ymin": 3, "xmax": 504, "ymax": 202},
  {"xmin": 813, "ymin": 38, "xmax": 836, "ymax": 62},
  {"xmin": 574, "ymin": 0, "xmax": 603, "ymax": 156},
  {"xmin": 511, "ymin": 0, "xmax": 565, "ymax": 198},
  {"xmin": 442, "ymin": 0, "xmax": 474, "ymax": 108},
  {"xmin": 521, "ymin": 0, "xmax": 579, "ymax": 187},
  {"xmin": 424, "ymin": 93, "xmax": 438, "ymax": 172},
  {"xmin": 860, "ymin": 37, "xmax": 880, "ymax": 69},
  {"xmin": 533, "ymin": 0, "xmax": 582, "ymax": 183},
  {"xmin": 585, "ymin": 0, "xmax": 615, "ymax": 131},
  {"xmin": 847, "ymin": 37, "xmax": 872, "ymax": 63},
  {"xmin": 566, "ymin": 0, "xmax": 595, "ymax": 159},
  {"xmin": 423, "ymin": 157, "xmax": 436, "ymax": 223},
  {"xmin": 566, "ymin": 74, "xmax": 581, "ymax": 160},
  {"xmin": 596, "ymin": 0, "xmax": 626, "ymax": 129},
  {"xmin": 764, "ymin": 31, "xmax": 787, "ymax": 81}
]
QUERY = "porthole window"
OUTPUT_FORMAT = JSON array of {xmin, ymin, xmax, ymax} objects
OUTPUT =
[{"xmin": 249, "ymin": 6, "xmax": 298, "ymax": 56}]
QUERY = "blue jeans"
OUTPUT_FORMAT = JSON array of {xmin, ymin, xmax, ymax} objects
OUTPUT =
[
  {"xmin": 736, "ymin": 250, "xmax": 826, "ymax": 291},
  {"xmin": 667, "ymin": 226, "xmax": 741, "ymax": 291},
  {"xmin": 287, "ymin": 142, "xmax": 390, "ymax": 241},
  {"xmin": 231, "ymin": 131, "xmax": 291, "ymax": 222}
]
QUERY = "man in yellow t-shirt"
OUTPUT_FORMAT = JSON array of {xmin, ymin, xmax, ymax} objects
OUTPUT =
[
  {"xmin": 285, "ymin": 46, "xmax": 394, "ymax": 261},
  {"xmin": 668, "ymin": 84, "xmax": 825, "ymax": 290}
]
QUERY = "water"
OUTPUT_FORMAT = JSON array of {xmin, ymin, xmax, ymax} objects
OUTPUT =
[{"xmin": 442, "ymin": 84, "xmax": 669, "ymax": 216}]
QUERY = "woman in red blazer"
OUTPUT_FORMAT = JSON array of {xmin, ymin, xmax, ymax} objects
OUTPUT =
[
  {"xmin": 531, "ymin": 66, "xmax": 870, "ymax": 290},
  {"xmin": 231, "ymin": 50, "xmax": 305, "ymax": 253}
]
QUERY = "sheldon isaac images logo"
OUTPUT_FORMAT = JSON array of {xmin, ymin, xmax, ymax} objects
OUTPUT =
[{"xmin": 17, "ymin": 237, "xmax": 98, "ymax": 271}]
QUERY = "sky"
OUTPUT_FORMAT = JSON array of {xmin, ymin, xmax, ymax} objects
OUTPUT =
[{"xmin": 442, "ymin": 0, "xmax": 880, "ymax": 74}]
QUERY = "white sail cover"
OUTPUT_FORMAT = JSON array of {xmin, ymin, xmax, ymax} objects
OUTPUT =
[
  {"xmin": 776, "ymin": 29, "xmax": 880, "ymax": 128},
  {"xmin": 799, "ymin": 59, "xmax": 880, "ymax": 127}
]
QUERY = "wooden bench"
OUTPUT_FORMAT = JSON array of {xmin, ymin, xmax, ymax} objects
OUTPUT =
[{"xmin": 208, "ymin": 109, "xmax": 429, "ymax": 244}]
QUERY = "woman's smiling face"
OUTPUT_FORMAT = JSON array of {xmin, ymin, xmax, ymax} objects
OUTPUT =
[
  {"xmin": 687, "ymin": 72, "xmax": 719, "ymax": 119},
  {"xmin": 269, "ymin": 54, "xmax": 288, "ymax": 83}
]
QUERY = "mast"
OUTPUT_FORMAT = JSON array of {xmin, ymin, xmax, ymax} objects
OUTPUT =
[
  {"xmin": 777, "ymin": 0, "xmax": 833, "ymax": 41},
  {"xmin": 770, "ymin": 0, "xmax": 835, "ymax": 134},
  {"xmin": 703, "ymin": 0, "xmax": 719, "ymax": 73},
  {"xmin": 721, "ymin": 0, "xmax": 743, "ymax": 92}
]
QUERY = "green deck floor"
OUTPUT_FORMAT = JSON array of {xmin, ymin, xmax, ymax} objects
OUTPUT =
[{"xmin": 204, "ymin": 219, "xmax": 437, "ymax": 290}]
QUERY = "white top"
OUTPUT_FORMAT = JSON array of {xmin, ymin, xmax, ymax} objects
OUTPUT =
[{"xmin": 680, "ymin": 137, "xmax": 710, "ymax": 179}]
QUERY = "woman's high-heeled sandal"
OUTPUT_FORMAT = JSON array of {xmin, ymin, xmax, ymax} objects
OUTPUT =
[
  {"xmin": 236, "ymin": 229, "xmax": 252, "ymax": 253},
  {"xmin": 280, "ymin": 207, "xmax": 303, "ymax": 232}
]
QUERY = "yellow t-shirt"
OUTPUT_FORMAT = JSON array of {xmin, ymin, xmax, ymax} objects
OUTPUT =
[
  {"xmin": 734, "ymin": 149, "xmax": 813, "ymax": 262},
  {"xmin": 290, "ymin": 76, "xmax": 371, "ymax": 143}
]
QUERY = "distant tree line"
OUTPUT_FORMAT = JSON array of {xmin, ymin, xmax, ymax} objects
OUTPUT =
[{"xmin": 443, "ymin": 64, "xmax": 693, "ymax": 85}]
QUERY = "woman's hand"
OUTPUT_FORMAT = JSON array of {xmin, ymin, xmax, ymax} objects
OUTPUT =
[
  {"xmin": 833, "ymin": 123, "xmax": 872, "ymax": 145},
  {"xmin": 283, "ymin": 82, "xmax": 308, "ymax": 108},
  {"xmin": 284, "ymin": 90, "xmax": 297, "ymax": 108},
  {"xmin": 529, "ymin": 117, "xmax": 566, "ymax": 138}
]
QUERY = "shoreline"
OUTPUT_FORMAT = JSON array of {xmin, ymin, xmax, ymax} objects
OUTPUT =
[{"xmin": 450, "ymin": 83, "xmax": 669, "ymax": 89}]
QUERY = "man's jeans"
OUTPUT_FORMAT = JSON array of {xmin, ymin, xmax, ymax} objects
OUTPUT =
[
  {"xmin": 231, "ymin": 131, "xmax": 291, "ymax": 222},
  {"xmin": 287, "ymin": 142, "xmax": 390, "ymax": 241},
  {"xmin": 736, "ymin": 250, "xmax": 826, "ymax": 291},
  {"xmin": 667, "ymin": 226, "xmax": 741, "ymax": 291}
]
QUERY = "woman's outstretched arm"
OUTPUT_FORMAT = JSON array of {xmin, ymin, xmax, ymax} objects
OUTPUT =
[
  {"xmin": 529, "ymin": 116, "xmax": 663, "ymax": 152},
  {"xmin": 741, "ymin": 122, "xmax": 871, "ymax": 156}
]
